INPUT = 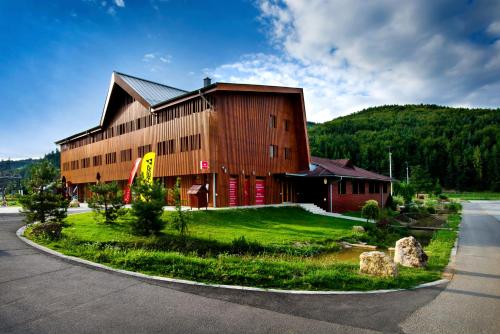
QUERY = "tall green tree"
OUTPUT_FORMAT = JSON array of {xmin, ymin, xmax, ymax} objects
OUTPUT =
[
  {"xmin": 130, "ymin": 177, "xmax": 167, "ymax": 235},
  {"xmin": 19, "ymin": 160, "xmax": 68, "ymax": 238},
  {"xmin": 88, "ymin": 181, "xmax": 125, "ymax": 224}
]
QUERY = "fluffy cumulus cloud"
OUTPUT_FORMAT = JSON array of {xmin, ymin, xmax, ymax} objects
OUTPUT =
[{"xmin": 211, "ymin": 0, "xmax": 500, "ymax": 122}]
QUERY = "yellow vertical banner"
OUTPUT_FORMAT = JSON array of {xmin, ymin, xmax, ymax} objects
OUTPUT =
[{"xmin": 140, "ymin": 152, "xmax": 156, "ymax": 184}]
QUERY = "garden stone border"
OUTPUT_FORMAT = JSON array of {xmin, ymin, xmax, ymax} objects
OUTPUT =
[{"xmin": 17, "ymin": 225, "xmax": 455, "ymax": 295}]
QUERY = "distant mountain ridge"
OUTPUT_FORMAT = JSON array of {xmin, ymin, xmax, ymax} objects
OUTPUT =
[
  {"xmin": 0, "ymin": 150, "xmax": 60, "ymax": 178},
  {"xmin": 307, "ymin": 104, "xmax": 500, "ymax": 191}
]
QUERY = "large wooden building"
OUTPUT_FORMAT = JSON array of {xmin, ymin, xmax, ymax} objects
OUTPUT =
[
  {"xmin": 57, "ymin": 72, "xmax": 310, "ymax": 208},
  {"xmin": 57, "ymin": 72, "xmax": 390, "ymax": 212}
]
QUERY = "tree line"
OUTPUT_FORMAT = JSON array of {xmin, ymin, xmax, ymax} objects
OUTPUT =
[{"xmin": 308, "ymin": 104, "xmax": 500, "ymax": 191}]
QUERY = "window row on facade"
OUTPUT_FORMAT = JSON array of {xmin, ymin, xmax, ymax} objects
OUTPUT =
[
  {"xmin": 269, "ymin": 114, "xmax": 290, "ymax": 132},
  {"xmin": 270, "ymin": 145, "xmax": 292, "ymax": 160},
  {"xmin": 337, "ymin": 180, "xmax": 388, "ymax": 195},
  {"xmin": 62, "ymin": 134, "xmax": 202, "ymax": 170},
  {"xmin": 61, "ymin": 96, "xmax": 215, "ymax": 152}
]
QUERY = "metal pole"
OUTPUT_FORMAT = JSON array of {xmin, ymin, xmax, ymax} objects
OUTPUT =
[
  {"xmin": 406, "ymin": 161, "xmax": 409, "ymax": 184},
  {"xmin": 212, "ymin": 173, "xmax": 216, "ymax": 208},
  {"xmin": 389, "ymin": 148, "xmax": 393, "ymax": 195}
]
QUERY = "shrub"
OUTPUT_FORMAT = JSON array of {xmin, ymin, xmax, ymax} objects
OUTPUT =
[
  {"xmin": 426, "ymin": 205, "xmax": 436, "ymax": 214},
  {"xmin": 130, "ymin": 177, "xmax": 167, "ymax": 235},
  {"xmin": 19, "ymin": 160, "xmax": 69, "ymax": 227},
  {"xmin": 394, "ymin": 182, "xmax": 416, "ymax": 205},
  {"xmin": 362, "ymin": 200, "xmax": 379, "ymax": 222},
  {"xmin": 438, "ymin": 194, "xmax": 448, "ymax": 200},
  {"xmin": 392, "ymin": 195, "xmax": 404, "ymax": 207},
  {"xmin": 87, "ymin": 181, "xmax": 125, "ymax": 224},
  {"xmin": 445, "ymin": 201, "xmax": 462, "ymax": 213},
  {"xmin": 433, "ymin": 180, "xmax": 442, "ymax": 196},
  {"xmin": 231, "ymin": 236, "xmax": 264, "ymax": 254},
  {"xmin": 385, "ymin": 195, "xmax": 397, "ymax": 211},
  {"xmin": 170, "ymin": 177, "xmax": 190, "ymax": 236},
  {"xmin": 30, "ymin": 221, "xmax": 65, "ymax": 240}
]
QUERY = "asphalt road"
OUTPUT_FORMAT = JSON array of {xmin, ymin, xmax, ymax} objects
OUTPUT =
[
  {"xmin": 401, "ymin": 201, "xmax": 500, "ymax": 333},
  {"xmin": 0, "ymin": 201, "xmax": 498, "ymax": 333}
]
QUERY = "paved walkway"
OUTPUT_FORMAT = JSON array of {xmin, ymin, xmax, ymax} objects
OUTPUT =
[{"xmin": 401, "ymin": 201, "xmax": 500, "ymax": 333}]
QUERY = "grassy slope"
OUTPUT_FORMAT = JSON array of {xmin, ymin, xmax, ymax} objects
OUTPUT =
[
  {"xmin": 65, "ymin": 207, "xmax": 362, "ymax": 246},
  {"xmin": 27, "ymin": 207, "xmax": 457, "ymax": 291}
]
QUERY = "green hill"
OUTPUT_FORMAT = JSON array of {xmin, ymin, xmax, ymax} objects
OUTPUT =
[{"xmin": 308, "ymin": 104, "xmax": 500, "ymax": 191}]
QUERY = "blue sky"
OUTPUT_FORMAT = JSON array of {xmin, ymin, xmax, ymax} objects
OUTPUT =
[{"xmin": 1, "ymin": 0, "xmax": 499, "ymax": 159}]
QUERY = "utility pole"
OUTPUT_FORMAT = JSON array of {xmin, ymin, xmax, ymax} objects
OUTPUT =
[
  {"xmin": 388, "ymin": 147, "xmax": 393, "ymax": 195},
  {"xmin": 405, "ymin": 161, "xmax": 409, "ymax": 183}
]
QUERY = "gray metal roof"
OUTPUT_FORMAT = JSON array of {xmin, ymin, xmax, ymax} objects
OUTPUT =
[{"xmin": 116, "ymin": 72, "xmax": 187, "ymax": 105}]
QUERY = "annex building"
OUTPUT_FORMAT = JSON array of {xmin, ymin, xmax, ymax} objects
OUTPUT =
[{"xmin": 56, "ymin": 72, "xmax": 390, "ymax": 213}]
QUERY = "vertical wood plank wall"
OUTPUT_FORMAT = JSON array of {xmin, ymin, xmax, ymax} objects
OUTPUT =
[{"xmin": 60, "ymin": 88, "xmax": 309, "ymax": 207}]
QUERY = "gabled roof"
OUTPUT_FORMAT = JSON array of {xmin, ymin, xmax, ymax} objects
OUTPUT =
[
  {"xmin": 100, "ymin": 72, "xmax": 187, "ymax": 126},
  {"xmin": 295, "ymin": 156, "xmax": 391, "ymax": 181},
  {"xmin": 116, "ymin": 72, "xmax": 187, "ymax": 105}
]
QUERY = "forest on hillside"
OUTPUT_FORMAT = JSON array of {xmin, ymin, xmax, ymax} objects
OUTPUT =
[
  {"xmin": 0, "ymin": 150, "xmax": 60, "ymax": 178},
  {"xmin": 308, "ymin": 105, "xmax": 500, "ymax": 191}
]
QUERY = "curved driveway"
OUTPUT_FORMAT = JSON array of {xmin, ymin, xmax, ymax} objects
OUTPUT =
[{"xmin": 1, "ymin": 202, "xmax": 498, "ymax": 333}]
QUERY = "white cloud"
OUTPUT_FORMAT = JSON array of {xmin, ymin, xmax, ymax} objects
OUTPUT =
[
  {"xmin": 211, "ymin": 0, "xmax": 500, "ymax": 122},
  {"xmin": 487, "ymin": 21, "xmax": 500, "ymax": 36},
  {"xmin": 142, "ymin": 53, "xmax": 156, "ymax": 61},
  {"xmin": 114, "ymin": 0, "xmax": 125, "ymax": 8}
]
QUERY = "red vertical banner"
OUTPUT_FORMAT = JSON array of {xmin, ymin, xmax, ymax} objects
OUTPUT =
[
  {"xmin": 255, "ymin": 179, "xmax": 265, "ymax": 205},
  {"xmin": 243, "ymin": 178, "xmax": 250, "ymax": 206},
  {"xmin": 229, "ymin": 177, "xmax": 238, "ymax": 206},
  {"xmin": 123, "ymin": 158, "xmax": 142, "ymax": 204}
]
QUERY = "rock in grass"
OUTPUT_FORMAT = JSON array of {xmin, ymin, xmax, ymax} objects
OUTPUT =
[
  {"xmin": 352, "ymin": 225, "xmax": 365, "ymax": 232},
  {"xmin": 359, "ymin": 251, "xmax": 398, "ymax": 278},
  {"xmin": 394, "ymin": 236, "xmax": 428, "ymax": 268}
]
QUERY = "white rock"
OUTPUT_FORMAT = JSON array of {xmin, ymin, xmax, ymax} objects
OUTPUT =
[
  {"xmin": 359, "ymin": 251, "xmax": 398, "ymax": 277},
  {"xmin": 394, "ymin": 236, "xmax": 428, "ymax": 268},
  {"xmin": 352, "ymin": 225, "xmax": 365, "ymax": 232}
]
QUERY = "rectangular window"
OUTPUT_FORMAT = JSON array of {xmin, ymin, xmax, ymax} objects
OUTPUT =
[
  {"xmin": 70, "ymin": 160, "xmax": 79, "ymax": 170},
  {"xmin": 93, "ymin": 155, "xmax": 102, "ymax": 166},
  {"xmin": 284, "ymin": 119, "xmax": 290, "ymax": 131},
  {"xmin": 269, "ymin": 144, "xmax": 278, "ymax": 158},
  {"xmin": 338, "ymin": 180, "xmax": 347, "ymax": 194},
  {"xmin": 120, "ymin": 149, "xmax": 132, "ymax": 162},
  {"xmin": 138, "ymin": 144, "xmax": 152, "ymax": 158},
  {"xmin": 382, "ymin": 183, "xmax": 388, "ymax": 194},
  {"xmin": 284, "ymin": 147, "xmax": 292, "ymax": 160},
  {"xmin": 189, "ymin": 134, "xmax": 201, "ymax": 150},
  {"xmin": 81, "ymin": 158, "xmax": 90, "ymax": 169},
  {"xmin": 352, "ymin": 180, "xmax": 365, "ymax": 194},
  {"xmin": 269, "ymin": 114, "xmax": 277, "ymax": 129},
  {"xmin": 369, "ymin": 181, "xmax": 380, "ymax": 194},
  {"xmin": 105, "ymin": 152, "xmax": 116, "ymax": 165},
  {"xmin": 180, "ymin": 136, "xmax": 189, "ymax": 152},
  {"xmin": 63, "ymin": 162, "xmax": 69, "ymax": 171}
]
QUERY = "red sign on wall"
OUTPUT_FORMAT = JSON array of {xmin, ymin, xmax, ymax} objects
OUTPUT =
[
  {"xmin": 200, "ymin": 160, "xmax": 209, "ymax": 170},
  {"xmin": 229, "ymin": 177, "xmax": 238, "ymax": 206},
  {"xmin": 255, "ymin": 179, "xmax": 265, "ymax": 205}
]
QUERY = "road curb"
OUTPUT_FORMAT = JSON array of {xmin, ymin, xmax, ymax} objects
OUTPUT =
[{"xmin": 17, "ymin": 225, "xmax": 450, "ymax": 295}]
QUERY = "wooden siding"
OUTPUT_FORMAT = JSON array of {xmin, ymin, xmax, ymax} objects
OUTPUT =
[{"xmin": 60, "ymin": 83, "xmax": 310, "ymax": 207}]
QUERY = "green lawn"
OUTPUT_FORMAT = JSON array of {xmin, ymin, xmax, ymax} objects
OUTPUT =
[
  {"xmin": 64, "ymin": 207, "xmax": 363, "ymax": 246},
  {"xmin": 25, "ymin": 206, "xmax": 457, "ymax": 291},
  {"xmin": 444, "ymin": 192, "xmax": 500, "ymax": 200},
  {"xmin": 341, "ymin": 211, "xmax": 363, "ymax": 218}
]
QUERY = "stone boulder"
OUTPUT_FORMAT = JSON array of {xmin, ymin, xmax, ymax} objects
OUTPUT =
[
  {"xmin": 69, "ymin": 199, "xmax": 80, "ymax": 208},
  {"xmin": 394, "ymin": 236, "xmax": 428, "ymax": 268},
  {"xmin": 352, "ymin": 225, "xmax": 365, "ymax": 233},
  {"xmin": 359, "ymin": 251, "xmax": 398, "ymax": 278}
]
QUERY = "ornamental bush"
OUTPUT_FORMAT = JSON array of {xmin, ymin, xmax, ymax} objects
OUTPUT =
[{"xmin": 361, "ymin": 200, "xmax": 380, "ymax": 222}]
